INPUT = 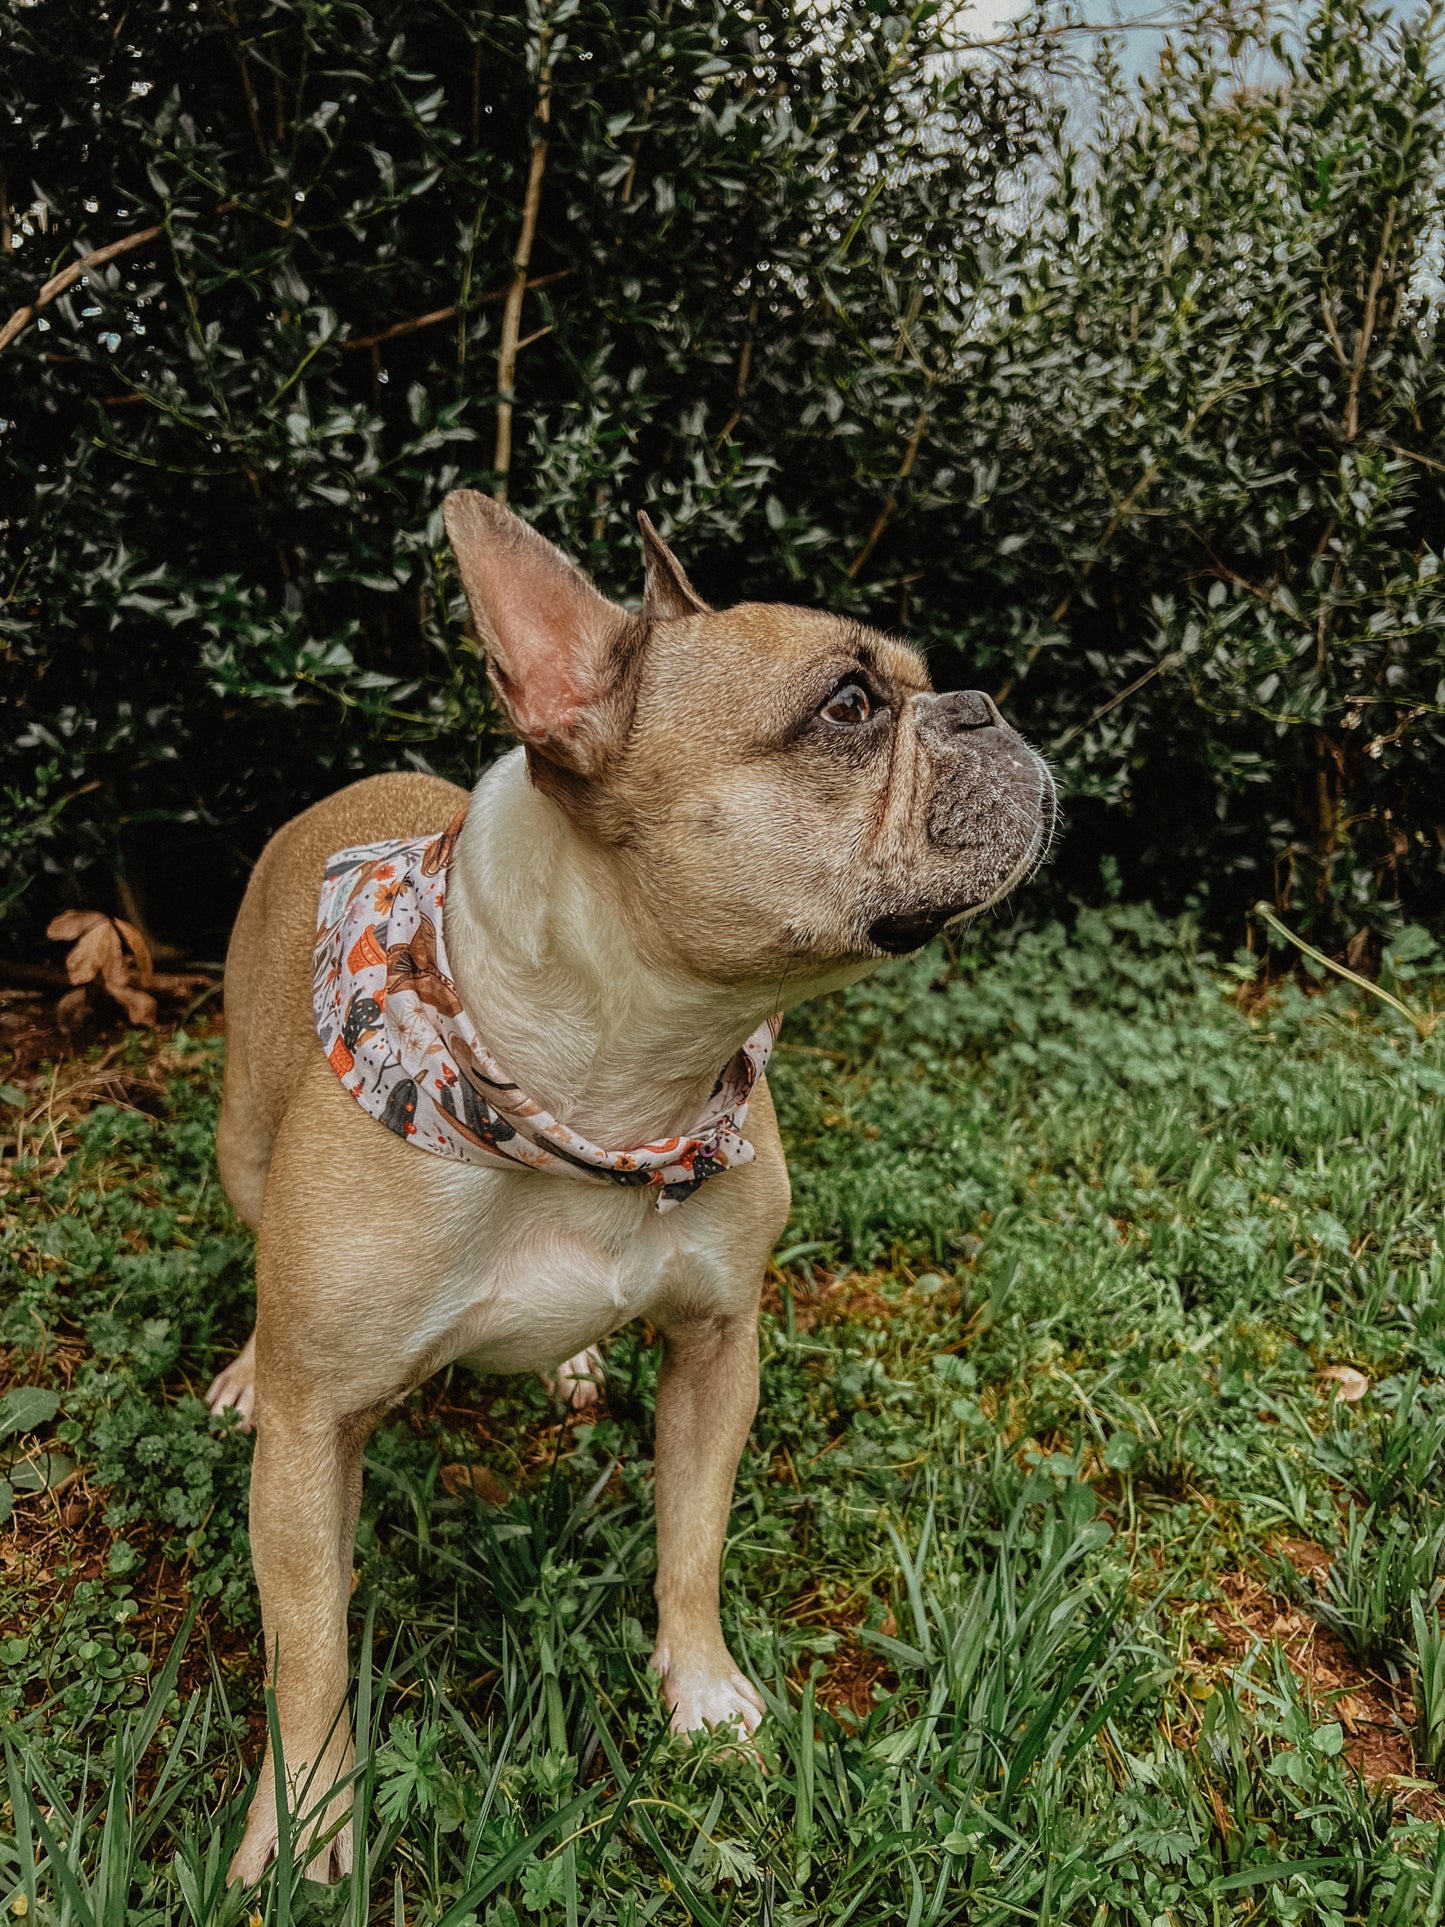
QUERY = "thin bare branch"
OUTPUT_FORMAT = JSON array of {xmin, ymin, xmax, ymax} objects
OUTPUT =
[
  {"xmin": 339, "ymin": 275, "xmax": 569, "ymax": 353},
  {"xmin": 1051, "ymin": 651, "xmax": 1183, "ymax": 752},
  {"xmin": 1319, "ymin": 287, "xmax": 1350, "ymax": 375},
  {"xmin": 715, "ymin": 295, "xmax": 759, "ymax": 445},
  {"xmin": 846, "ymin": 408, "xmax": 930, "ymax": 583},
  {"xmin": 1374, "ymin": 436, "xmax": 1445, "ymax": 476},
  {"xmin": 1345, "ymin": 200, "xmax": 1397, "ymax": 441},
  {"xmin": 494, "ymin": 35, "xmax": 554, "ymax": 502},
  {"xmin": 0, "ymin": 225, "xmax": 164, "ymax": 355}
]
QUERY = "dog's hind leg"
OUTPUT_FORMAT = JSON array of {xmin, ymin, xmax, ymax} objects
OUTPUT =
[
  {"xmin": 544, "ymin": 1344, "xmax": 604, "ymax": 1410},
  {"xmin": 228, "ymin": 1392, "xmax": 371, "ymax": 1887},
  {"xmin": 209, "ymin": 1082, "xmax": 266, "ymax": 1431},
  {"xmin": 209, "ymin": 1097, "xmax": 268, "ymax": 1432},
  {"xmin": 209, "ymin": 913, "xmax": 276, "ymax": 1434},
  {"xmin": 207, "ymin": 1330, "xmax": 256, "ymax": 1430}
]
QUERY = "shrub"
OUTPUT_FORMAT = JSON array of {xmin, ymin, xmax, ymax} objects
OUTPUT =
[
  {"xmin": 0, "ymin": 0, "xmax": 1056, "ymax": 950},
  {"xmin": 2, "ymin": 0, "xmax": 1442, "ymax": 948}
]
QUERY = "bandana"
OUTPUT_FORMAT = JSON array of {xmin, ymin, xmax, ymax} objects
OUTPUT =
[{"xmin": 313, "ymin": 812, "xmax": 779, "ymax": 1211}]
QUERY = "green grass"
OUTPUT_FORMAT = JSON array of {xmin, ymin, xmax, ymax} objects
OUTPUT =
[{"xmin": 2, "ymin": 903, "xmax": 1445, "ymax": 1924}]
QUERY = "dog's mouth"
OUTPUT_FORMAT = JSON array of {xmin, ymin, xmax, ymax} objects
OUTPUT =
[{"xmin": 866, "ymin": 905, "xmax": 968, "ymax": 954}]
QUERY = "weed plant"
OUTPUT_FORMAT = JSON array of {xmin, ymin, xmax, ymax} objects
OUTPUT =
[{"xmin": 1, "ymin": 905, "xmax": 1444, "ymax": 1921}]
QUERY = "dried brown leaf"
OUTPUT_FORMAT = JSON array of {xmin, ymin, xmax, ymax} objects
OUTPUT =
[
  {"xmin": 1318, "ymin": 1364, "xmax": 1370, "ymax": 1402},
  {"xmin": 46, "ymin": 910, "xmax": 109, "ymax": 943},
  {"xmin": 112, "ymin": 984, "xmax": 158, "ymax": 1026},
  {"xmin": 439, "ymin": 1462, "xmax": 511, "ymax": 1506},
  {"xmin": 47, "ymin": 912, "xmax": 157, "ymax": 1028},
  {"xmin": 98, "ymin": 935, "xmax": 153, "ymax": 1023},
  {"xmin": 55, "ymin": 987, "xmax": 91, "ymax": 1030},
  {"xmin": 61, "ymin": 919, "xmax": 123, "ymax": 988},
  {"xmin": 113, "ymin": 916, "xmax": 154, "ymax": 985}
]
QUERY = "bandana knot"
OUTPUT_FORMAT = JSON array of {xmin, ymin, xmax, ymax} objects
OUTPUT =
[{"xmin": 313, "ymin": 811, "xmax": 778, "ymax": 1211}]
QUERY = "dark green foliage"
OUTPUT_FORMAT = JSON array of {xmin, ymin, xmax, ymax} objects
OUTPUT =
[
  {"xmin": 1413, "ymin": 1594, "xmax": 1445, "ymax": 1781},
  {"xmin": 972, "ymin": 0, "xmax": 1445, "ymax": 928},
  {"xmin": 0, "ymin": 0, "xmax": 1057, "ymax": 949},
  {"xmin": 3, "ymin": 911, "xmax": 1444, "ymax": 1917},
  {"xmin": 1305, "ymin": 1503, "xmax": 1445, "ymax": 1664},
  {"xmin": 3, "ymin": 0, "xmax": 1444, "ymax": 947}
]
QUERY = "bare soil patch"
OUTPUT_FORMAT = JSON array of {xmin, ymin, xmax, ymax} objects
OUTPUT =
[
  {"xmin": 1188, "ymin": 1560, "xmax": 1445, "ymax": 1820},
  {"xmin": 762, "ymin": 1266, "xmax": 916, "ymax": 1334}
]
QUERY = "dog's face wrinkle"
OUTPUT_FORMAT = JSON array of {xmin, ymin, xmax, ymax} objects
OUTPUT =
[
  {"xmin": 762, "ymin": 640, "xmax": 937, "ymax": 875},
  {"xmin": 854, "ymin": 687, "xmax": 920, "ymax": 867}
]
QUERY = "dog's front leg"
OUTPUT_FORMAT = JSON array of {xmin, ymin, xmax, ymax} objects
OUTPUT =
[
  {"xmin": 228, "ymin": 1398, "xmax": 368, "ymax": 1887},
  {"xmin": 649, "ymin": 1306, "xmax": 765, "ymax": 1735}
]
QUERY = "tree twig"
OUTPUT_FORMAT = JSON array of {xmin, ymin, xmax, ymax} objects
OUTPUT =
[
  {"xmin": 0, "ymin": 224, "xmax": 164, "ymax": 355},
  {"xmin": 219, "ymin": 0, "xmax": 267, "ymax": 162},
  {"xmin": 846, "ymin": 408, "xmax": 929, "ymax": 583},
  {"xmin": 715, "ymin": 294, "xmax": 759, "ymax": 445},
  {"xmin": 1319, "ymin": 287, "xmax": 1349, "ymax": 376},
  {"xmin": 1373, "ymin": 435, "xmax": 1445, "ymax": 477},
  {"xmin": 617, "ymin": 83, "xmax": 657, "ymax": 209},
  {"xmin": 1345, "ymin": 200, "xmax": 1396, "ymax": 442},
  {"xmin": 494, "ymin": 30, "xmax": 554, "ymax": 502},
  {"xmin": 60, "ymin": 269, "xmax": 575, "ymax": 407},
  {"xmin": 339, "ymin": 273, "xmax": 570, "ymax": 352},
  {"xmin": 1051, "ymin": 651, "xmax": 1183, "ymax": 752},
  {"xmin": 938, "ymin": 6, "xmax": 1192, "ymax": 53}
]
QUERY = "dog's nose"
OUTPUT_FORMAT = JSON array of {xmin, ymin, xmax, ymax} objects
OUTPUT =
[{"xmin": 920, "ymin": 689, "xmax": 1006, "ymax": 734}]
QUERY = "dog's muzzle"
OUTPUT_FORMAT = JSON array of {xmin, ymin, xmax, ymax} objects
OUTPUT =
[{"xmin": 866, "ymin": 691, "xmax": 1057, "ymax": 955}]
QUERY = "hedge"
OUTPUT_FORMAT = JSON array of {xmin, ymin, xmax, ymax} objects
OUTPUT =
[{"xmin": 2, "ymin": 0, "xmax": 1442, "ymax": 954}]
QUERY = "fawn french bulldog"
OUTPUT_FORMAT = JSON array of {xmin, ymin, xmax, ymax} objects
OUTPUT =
[{"xmin": 209, "ymin": 493, "xmax": 1055, "ymax": 1882}]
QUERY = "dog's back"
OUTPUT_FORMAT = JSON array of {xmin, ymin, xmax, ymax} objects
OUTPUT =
[{"xmin": 217, "ymin": 772, "xmax": 466, "ymax": 1228}]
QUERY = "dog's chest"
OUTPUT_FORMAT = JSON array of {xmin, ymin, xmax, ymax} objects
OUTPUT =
[{"xmin": 400, "ymin": 1164, "xmax": 718, "ymax": 1375}]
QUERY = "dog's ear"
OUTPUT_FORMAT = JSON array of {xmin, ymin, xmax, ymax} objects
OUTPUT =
[
  {"xmin": 444, "ymin": 491, "xmax": 637, "ymax": 771},
  {"xmin": 639, "ymin": 512, "xmax": 710, "ymax": 622}
]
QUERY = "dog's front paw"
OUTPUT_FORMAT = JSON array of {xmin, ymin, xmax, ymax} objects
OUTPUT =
[
  {"xmin": 650, "ymin": 1644, "xmax": 765, "ymax": 1736},
  {"xmin": 227, "ymin": 1759, "xmax": 354, "ymax": 1887}
]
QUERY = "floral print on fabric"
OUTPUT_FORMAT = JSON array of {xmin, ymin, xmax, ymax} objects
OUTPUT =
[{"xmin": 313, "ymin": 811, "xmax": 779, "ymax": 1211}]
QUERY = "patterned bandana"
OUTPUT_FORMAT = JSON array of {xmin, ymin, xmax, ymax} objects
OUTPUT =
[{"xmin": 313, "ymin": 812, "xmax": 779, "ymax": 1211}]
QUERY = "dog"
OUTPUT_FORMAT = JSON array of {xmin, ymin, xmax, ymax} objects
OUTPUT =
[{"xmin": 206, "ymin": 493, "xmax": 1055, "ymax": 1882}]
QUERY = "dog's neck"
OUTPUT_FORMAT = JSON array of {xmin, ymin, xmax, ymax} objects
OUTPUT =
[{"xmin": 442, "ymin": 749, "xmax": 776, "ymax": 1148}]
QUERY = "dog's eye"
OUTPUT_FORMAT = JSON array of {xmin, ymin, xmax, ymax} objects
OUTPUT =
[{"xmin": 820, "ymin": 681, "xmax": 872, "ymax": 726}]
